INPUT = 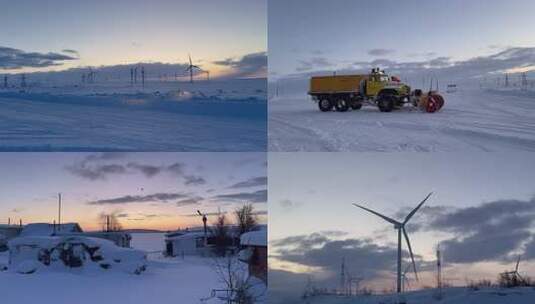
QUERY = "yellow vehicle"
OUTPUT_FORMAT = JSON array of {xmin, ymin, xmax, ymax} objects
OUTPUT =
[{"xmin": 308, "ymin": 68, "xmax": 413, "ymax": 112}]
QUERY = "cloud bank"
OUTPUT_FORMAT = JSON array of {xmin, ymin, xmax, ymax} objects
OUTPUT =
[{"xmin": 0, "ymin": 46, "xmax": 77, "ymax": 70}]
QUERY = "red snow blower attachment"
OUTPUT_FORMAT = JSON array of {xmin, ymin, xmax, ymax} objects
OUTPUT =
[{"xmin": 417, "ymin": 91, "xmax": 445, "ymax": 113}]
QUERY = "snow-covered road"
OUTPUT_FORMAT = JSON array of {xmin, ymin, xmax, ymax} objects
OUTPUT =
[{"xmin": 269, "ymin": 89, "xmax": 535, "ymax": 151}]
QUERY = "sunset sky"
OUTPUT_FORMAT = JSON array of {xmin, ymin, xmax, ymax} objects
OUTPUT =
[
  {"xmin": 269, "ymin": 0, "xmax": 535, "ymax": 81},
  {"xmin": 0, "ymin": 0, "xmax": 266, "ymax": 78},
  {"xmin": 269, "ymin": 153, "xmax": 535, "ymax": 302},
  {"xmin": 0, "ymin": 152, "xmax": 267, "ymax": 231}
]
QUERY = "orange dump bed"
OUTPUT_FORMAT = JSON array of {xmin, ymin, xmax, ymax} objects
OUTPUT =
[{"xmin": 309, "ymin": 75, "xmax": 367, "ymax": 94}]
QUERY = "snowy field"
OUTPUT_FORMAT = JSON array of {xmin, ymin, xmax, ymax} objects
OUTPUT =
[
  {"xmin": 269, "ymin": 88, "xmax": 535, "ymax": 152},
  {"xmin": 0, "ymin": 233, "xmax": 264, "ymax": 304},
  {"xmin": 0, "ymin": 79, "xmax": 266, "ymax": 151},
  {"xmin": 295, "ymin": 287, "xmax": 535, "ymax": 304}
]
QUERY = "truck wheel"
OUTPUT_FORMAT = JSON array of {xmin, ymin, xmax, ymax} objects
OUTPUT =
[
  {"xmin": 335, "ymin": 99, "xmax": 349, "ymax": 112},
  {"xmin": 378, "ymin": 96, "xmax": 394, "ymax": 112},
  {"xmin": 318, "ymin": 99, "xmax": 332, "ymax": 112},
  {"xmin": 351, "ymin": 102, "xmax": 362, "ymax": 110}
]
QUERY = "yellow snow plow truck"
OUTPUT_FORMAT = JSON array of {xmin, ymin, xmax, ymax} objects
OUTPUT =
[{"xmin": 308, "ymin": 68, "xmax": 444, "ymax": 113}]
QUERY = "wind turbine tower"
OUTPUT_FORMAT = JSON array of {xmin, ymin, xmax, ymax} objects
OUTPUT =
[
  {"xmin": 353, "ymin": 192, "xmax": 433, "ymax": 294},
  {"xmin": 436, "ymin": 244, "xmax": 443, "ymax": 299},
  {"xmin": 340, "ymin": 257, "xmax": 346, "ymax": 294}
]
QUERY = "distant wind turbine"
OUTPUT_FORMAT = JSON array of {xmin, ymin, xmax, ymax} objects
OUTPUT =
[
  {"xmin": 502, "ymin": 255, "xmax": 525, "ymax": 285},
  {"xmin": 185, "ymin": 54, "xmax": 202, "ymax": 83},
  {"xmin": 353, "ymin": 192, "xmax": 433, "ymax": 294}
]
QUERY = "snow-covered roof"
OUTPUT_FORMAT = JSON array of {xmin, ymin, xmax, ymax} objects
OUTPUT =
[
  {"xmin": 166, "ymin": 231, "xmax": 209, "ymax": 241},
  {"xmin": 240, "ymin": 230, "xmax": 267, "ymax": 247},
  {"xmin": 9, "ymin": 235, "xmax": 115, "ymax": 249},
  {"xmin": 20, "ymin": 223, "xmax": 83, "ymax": 237}
]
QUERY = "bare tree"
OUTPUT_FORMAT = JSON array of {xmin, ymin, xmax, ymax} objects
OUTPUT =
[
  {"xmin": 235, "ymin": 204, "xmax": 258, "ymax": 236},
  {"xmin": 211, "ymin": 256, "xmax": 265, "ymax": 304},
  {"xmin": 98, "ymin": 212, "xmax": 123, "ymax": 232},
  {"xmin": 212, "ymin": 214, "xmax": 231, "ymax": 257}
]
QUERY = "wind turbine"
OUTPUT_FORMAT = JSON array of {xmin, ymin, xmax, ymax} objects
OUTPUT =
[
  {"xmin": 352, "ymin": 192, "xmax": 433, "ymax": 294},
  {"xmin": 502, "ymin": 255, "xmax": 525, "ymax": 285},
  {"xmin": 185, "ymin": 54, "xmax": 201, "ymax": 83}
]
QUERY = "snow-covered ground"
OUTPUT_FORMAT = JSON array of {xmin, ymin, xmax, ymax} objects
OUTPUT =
[
  {"xmin": 269, "ymin": 88, "xmax": 535, "ymax": 151},
  {"xmin": 0, "ymin": 233, "xmax": 266, "ymax": 304},
  {"xmin": 0, "ymin": 79, "xmax": 266, "ymax": 151},
  {"xmin": 297, "ymin": 287, "xmax": 535, "ymax": 304}
]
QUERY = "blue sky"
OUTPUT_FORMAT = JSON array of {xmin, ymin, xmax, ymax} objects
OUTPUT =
[
  {"xmin": 269, "ymin": 0, "xmax": 535, "ymax": 79},
  {"xmin": 0, "ymin": 152, "xmax": 267, "ymax": 231},
  {"xmin": 269, "ymin": 153, "xmax": 535, "ymax": 301},
  {"xmin": 0, "ymin": 0, "xmax": 266, "ymax": 77}
]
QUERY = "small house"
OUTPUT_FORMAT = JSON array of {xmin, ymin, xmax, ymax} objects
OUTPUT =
[
  {"xmin": 165, "ymin": 229, "xmax": 214, "ymax": 257},
  {"xmin": 238, "ymin": 229, "xmax": 267, "ymax": 282},
  {"xmin": 165, "ymin": 226, "xmax": 241, "ymax": 257}
]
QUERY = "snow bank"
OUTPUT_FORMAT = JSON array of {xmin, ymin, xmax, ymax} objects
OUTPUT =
[
  {"xmin": 295, "ymin": 287, "xmax": 535, "ymax": 304},
  {"xmin": 0, "ymin": 78, "xmax": 267, "ymax": 152},
  {"xmin": 8, "ymin": 236, "xmax": 146, "ymax": 275}
]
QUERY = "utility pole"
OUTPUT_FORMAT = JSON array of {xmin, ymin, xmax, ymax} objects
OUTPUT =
[
  {"xmin": 58, "ymin": 193, "xmax": 62, "ymax": 231},
  {"xmin": 130, "ymin": 68, "xmax": 134, "ymax": 85},
  {"xmin": 141, "ymin": 66, "xmax": 145, "ymax": 88},
  {"xmin": 340, "ymin": 257, "xmax": 346, "ymax": 295},
  {"xmin": 21, "ymin": 74, "xmax": 26, "ymax": 88},
  {"xmin": 3, "ymin": 75, "xmax": 7, "ymax": 88},
  {"xmin": 436, "ymin": 244, "xmax": 443, "ymax": 299},
  {"xmin": 505, "ymin": 73, "xmax": 509, "ymax": 87},
  {"xmin": 8, "ymin": 217, "xmax": 10, "ymax": 225},
  {"xmin": 521, "ymin": 72, "xmax": 528, "ymax": 91}
]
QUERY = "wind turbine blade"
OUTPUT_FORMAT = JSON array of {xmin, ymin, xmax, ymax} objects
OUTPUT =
[
  {"xmin": 189, "ymin": 54, "xmax": 192, "ymax": 65},
  {"xmin": 403, "ymin": 227, "xmax": 418, "ymax": 281},
  {"xmin": 352, "ymin": 203, "xmax": 400, "ymax": 225},
  {"xmin": 403, "ymin": 192, "xmax": 433, "ymax": 224},
  {"xmin": 197, "ymin": 210, "xmax": 202, "ymax": 216}
]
